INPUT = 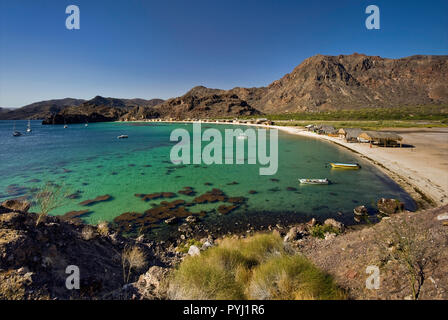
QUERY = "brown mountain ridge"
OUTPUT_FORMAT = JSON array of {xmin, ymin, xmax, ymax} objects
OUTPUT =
[{"xmin": 2, "ymin": 53, "xmax": 447, "ymax": 123}]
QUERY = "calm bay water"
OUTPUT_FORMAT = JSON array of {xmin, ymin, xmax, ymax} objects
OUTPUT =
[{"xmin": 0, "ymin": 120, "xmax": 415, "ymax": 238}]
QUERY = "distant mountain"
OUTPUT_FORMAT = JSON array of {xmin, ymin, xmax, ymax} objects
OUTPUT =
[
  {"xmin": 0, "ymin": 97, "xmax": 165, "ymax": 121},
  {"xmin": 142, "ymin": 54, "xmax": 448, "ymax": 115},
  {"xmin": 7, "ymin": 53, "xmax": 448, "ymax": 124},
  {"xmin": 0, "ymin": 98, "xmax": 86, "ymax": 120},
  {"xmin": 247, "ymin": 54, "xmax": 448, "ymax": 112},
  {"xmin": 41, "ymin": 96, "xmax": 164, "ymax": 124},
  {"xmin": 120, "ymin": 89, "xmax": 260, "ymax": 121}
]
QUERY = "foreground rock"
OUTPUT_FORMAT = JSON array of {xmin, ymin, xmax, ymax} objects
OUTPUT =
[
  {"xmin": 283, "ymin": 225, "xmax": 308, "ymax": 242},
  {"xmin": 0, "ymin": 199, "xmax": 179, "ymax": 300},
  {"xmin": 297, "ymin": 205, "xmax": 448, "ymax": 300},
  {"xmin": 0, "ymin": 199, "xmax": 31, "ymax": 214},
  {"xmin": 324, "ymin": 218, "xmax": 345, "ymax": 233},
  {"xmin": 116, "ymin": 266, "xmax": 169, "ymax": 300},
  {"xmin": 377, "ymin": 198, "xmax": 405, "ymax": 215}
]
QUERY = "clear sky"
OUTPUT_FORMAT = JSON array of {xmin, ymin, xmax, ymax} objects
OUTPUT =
[{"xmin": 0, "ymin": 0, "xmax": 447, "ymax": 108}]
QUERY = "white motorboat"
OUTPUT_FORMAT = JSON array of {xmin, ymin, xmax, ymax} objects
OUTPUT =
[{"xmin": 299, "ymin": 178, "xmax": 330, "ymax": 185}]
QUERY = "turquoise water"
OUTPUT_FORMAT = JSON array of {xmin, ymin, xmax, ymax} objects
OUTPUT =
[{"xmin": 0, "ymin": 120, "xmax": 415, "ymax": 238}]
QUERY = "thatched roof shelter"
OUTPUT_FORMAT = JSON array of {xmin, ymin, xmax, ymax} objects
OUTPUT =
[
  {"xmin": 338, "ymin": 128, "xmax": 363, "ymax": 141},
  {"xmin": 317, "ymin": 125, "xmax": 336, "ymax": 135},
  {"xmin": 358, "ymin": 131, "xmax": 403, "ymax": 146}
]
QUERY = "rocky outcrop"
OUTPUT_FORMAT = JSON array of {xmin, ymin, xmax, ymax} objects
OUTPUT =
[
  {"xmin": 283, "ymin": 225, "xmax": 308, "ymax": 242},
  {"xmin": 324, "ymin": 219, "xmax": 345, "ymax": 233},
  {"xmin": 244, "ymin": 54, "xmax": 448, "ymax": 112},
  {"xmin": 377, "ymin": 198, "xmax": 405, "ymax": 215},
  {"xmin": 149, "ymin": 90, "xmax": 261, "ymax": 119},
  {"xmin": 0, "ymin": 199, "xmax": 179, "ymax": 300}
]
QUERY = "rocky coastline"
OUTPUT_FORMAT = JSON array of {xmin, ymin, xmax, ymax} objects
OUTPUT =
[{"xmin": 3, "ymin": 194, "xmax": 440, "ymax": 300}]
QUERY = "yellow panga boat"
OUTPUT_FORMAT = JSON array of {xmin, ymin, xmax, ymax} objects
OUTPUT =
[{"xmin": 330, "ymin": 163, "xmax": 360, "ymax": 170}]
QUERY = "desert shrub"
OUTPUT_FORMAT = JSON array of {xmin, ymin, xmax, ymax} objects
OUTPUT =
[
  {"xmin": 81, "ymin": 226, "xmax": 96, "ymax": 241},
  {"xmin": 97, "ymin": 221, "xmax": 110, "ymax": 236},
  {"xmin": 177, "ymin": 239, "xmax": 203, "ymax": 254},
  {"xmin": 122, "ymin": 246, "xmax": 146, "ymax": 283},
  {"xmin": 168, "ymin": 247, "xmax": 247, "ymax": 300},
  {"xmin": 309, "ymin": 224, "xmax": 341, "ymax": 239},
  {"xmin": 248, "ymin": 255, "xmax": 345, "ymax": 300},
  {"xmin": 33, "ymin": 182, "xmax": 70, "ymax": 226},
  {"xmin": 168, "ymin": 233, "xmax": 344, "ymax": 300},
  {"xmin": 376, "ymin": 220, "xmax": 433, "ymax": 300}
]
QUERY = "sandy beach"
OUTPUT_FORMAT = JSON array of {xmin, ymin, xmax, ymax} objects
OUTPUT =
[{"xmin": 273, "ymin": 125, "xmax": 448, "ymax": 207}]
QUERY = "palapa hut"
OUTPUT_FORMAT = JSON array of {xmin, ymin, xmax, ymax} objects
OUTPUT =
[
  {"xmin": 338, "ymin": 128, "xmax": 363, "ymax": 142},
  {"xmin": 357, "ymin": 131, "xmax": 403, "ymax": 147},
  {"xmin": 317, "ymin": 125, "xmax": 337, "ymax": 136},
  {"xmin": 305, "ymin": 124, "xmax": 315, "ymax": 131}
]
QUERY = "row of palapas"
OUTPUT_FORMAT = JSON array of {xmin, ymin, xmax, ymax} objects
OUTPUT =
[{"xmin": 305, "ymin": 124, "xmax": 404, "ymax": 147}]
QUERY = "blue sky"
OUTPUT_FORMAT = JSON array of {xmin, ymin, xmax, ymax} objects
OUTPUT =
[{"xmin": 1, "ymin": 0, "xmax": 447, "ymax": 108}]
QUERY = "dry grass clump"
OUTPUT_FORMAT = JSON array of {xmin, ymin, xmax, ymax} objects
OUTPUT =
[
  {"xmin": 97, "ymin": 221, "xmax": 110, "ymax": 236},
  {"xmin": 81, "ymin": 226, "xmax": 96, "ymax": 241},
  {"xmin": 122, "ymin": 245, "xmax": 147, "ymax": 283},
  {"xmin": 376, "ymin": 220, "xmax": 433, "ymax": 300},
  {"xmin": 168, "ymin": 233, "xmax": 344, "ymax": 300},
  {"xmin": 248, "ymin": 255, "xmax": 346, "ymax": 300}
]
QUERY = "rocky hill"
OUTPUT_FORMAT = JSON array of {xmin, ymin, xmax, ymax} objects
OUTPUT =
[
  {"xmin": 5, "ymin": 54, "xmax": 448, "ymax": 123},
  {"xmin": 250, "ymin": 54, "xmax": 448, "ymax": 112},
  {"xmin": 121, "ymin": 89, "xmax": 260, "ymax": 121},
  {"xmin": 0, "ymin": 98, "xmax": 86, "ymax": 120},
  {"xmin": 41, "ymin": 96, "xmax": 164, "ymax": 124},
  {"xmin": 1, "ymin": 97, "xmax": 164, "ymax": 122},
  {"xmin": 141, "ymin": 54, "xmax": 448, "ymax": 114}
]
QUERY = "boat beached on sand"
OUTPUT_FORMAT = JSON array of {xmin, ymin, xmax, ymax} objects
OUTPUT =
[{"xmin": 329, "ymin": 163, "xmax": 360, "ymax": 170}]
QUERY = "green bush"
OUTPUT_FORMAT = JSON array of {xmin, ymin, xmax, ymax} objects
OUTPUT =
[
  {"xmin": 176, "ymin": 239, "xmax": 203, "ymax": 254},
  {"xmin": 309, "ymin": 224, "xmax": 341, "ymax": 239},
  {"xmin": 249, "ymin": 255, "xmax": 346, "ymax": 300},
  {"xmin": 167, "ymin": 233, "xmax": 345, "ymax": 300}
]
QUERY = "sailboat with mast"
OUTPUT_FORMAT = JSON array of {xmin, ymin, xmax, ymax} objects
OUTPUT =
[
  {"xmin": 26, "ymin": 120, "xmax": 32, "ymax": 133},
  {"xmin": 12, "ymin": 121, "xmax": 22, "ymax": 137}
]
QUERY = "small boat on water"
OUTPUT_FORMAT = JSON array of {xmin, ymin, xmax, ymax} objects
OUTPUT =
[
  {"xmin": 299, "ymin": 178, "xmax": 330, "ymax": 185},
  {"xmin": 329, "ymin": 163, "xmax": 360, "ymax": 170},
  {"xmin": 26, "ymin": 120, "xmax": 32, "ymax": 133},
  {"xmin": 117, "ymin": 135, "xmax": 129, "ymax": 139},
  {"xmin": 12, "ymin": 121, "xmax": 22, "ymax": 137}
]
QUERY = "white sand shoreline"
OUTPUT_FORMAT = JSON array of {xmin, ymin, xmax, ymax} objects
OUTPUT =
[{"xmin": 119, "ymin": 120, "xmax": 448, "ymax": 208}]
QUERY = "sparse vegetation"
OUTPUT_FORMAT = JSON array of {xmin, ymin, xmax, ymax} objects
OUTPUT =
[
  {"xmin": 236, "ymin": 105, "xmax": 448, "ymax": 129},
  {"xmin": 81, "ymin": 226, "xmax": 96, "ymax": 241},
  {"xmin": 248, "ymin": 255, "xmax": 346, "ymax": 300},
  {"xmin": 309, "ymin": 224, "xmax": 341, "ymax": 239},
  {"xmin": 97, "ymin": 221, "xmax": 110, "ymax": 237},
  {"xmin": 176, "ymin": 239, "xmax": 203, "ymax": 254},
  {"xmin": 376, "ymin": 220, "xmax": 433, "ymax": 300},
  {"xmin": 168, "ymin": 233, "xmax": 345, "ymax": 300},
  {"xmin": 33, "ymin": 182, "xmax": 70, "ymax": 226},
  {"xmin": 264, "ymin": 105, "xmax": 448, "ymax": 122},
  {"xmin": 121, "ymin": 245, "xmax": 147, "ymax": 284}
]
